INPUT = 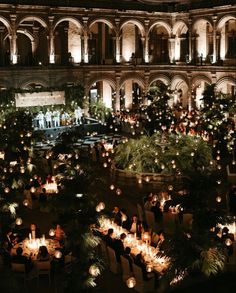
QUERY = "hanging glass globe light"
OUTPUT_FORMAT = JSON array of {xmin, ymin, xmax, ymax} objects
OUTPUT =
[
  {"xmin": 126, "ymin": 277, "xmax": 136, "ymax": 288},
  {"xmin": 15, "ymin": 218, "xmax": 23, "ymax": 225}
]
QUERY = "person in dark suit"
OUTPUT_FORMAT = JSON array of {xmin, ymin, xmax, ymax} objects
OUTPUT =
[
  {"xmin": 120, "ymin": 209, "xmax": 131, "ymax": 230},
  {"xmin": 103, "ymin": 228, "xmax": 115, "ymax": 248},
  {"xmin": 112, "ymin": 206, "xmax": 122, "ymax": 226},
  {"xmin": 134, "ymin": 253, "xmax": 154, "ymax": 281},
  {"xmin": 129, "ymin": 215, "xmax": 144, "ymax": 237},
  {"xmin": 11, "ymin": 247, "xmax": 33, "ymax": 273},
  {"xmin": 113, "ymin": 233, "xmax": 126, "ymax": 262},
  {"xmin": 28, "ymin": 223, "xmax": 42, "ymax": 239},
  {"xmin": 123, "ymin": 246, "xmax": 134, "ymax": 271}
]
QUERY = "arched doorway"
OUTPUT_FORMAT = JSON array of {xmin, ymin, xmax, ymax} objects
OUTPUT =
[
  {"xmin": 53, "ymin": 18, "xmax": 83, "ymax": 65},
  {"xmin": 120, "ymin": 80, "xmax": 144, "ymax": 110},
  {"xmin": 88, "ymin": 20, "xmax": 115, "ymax": 65},
  {"xmin": 148, "ymin": 22, "xmax": 171, "ymax": 64}
]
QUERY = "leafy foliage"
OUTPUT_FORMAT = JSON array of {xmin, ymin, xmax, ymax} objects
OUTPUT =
[{"xmin": 90, "ymin": 100, "xmax": 111, "ymax": 123}]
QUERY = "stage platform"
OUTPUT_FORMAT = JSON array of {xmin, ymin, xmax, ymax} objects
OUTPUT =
[{"xmin": 34, "ymin": 118, "xmax": 106, "ymax": 141}]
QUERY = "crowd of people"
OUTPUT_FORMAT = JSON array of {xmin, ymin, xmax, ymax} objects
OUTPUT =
[{"xmin": 33, "ymin": 106, "xmax": 85, "ymax": 129}]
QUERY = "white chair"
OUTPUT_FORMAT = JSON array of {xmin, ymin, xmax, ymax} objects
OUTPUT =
[
  {"xmin": 36, "ymin": 260, "xmax": 51, "ymax": 286},
  {"xmin": 120, "ymin": 255, "xmax": 133, "ymax": 283},
  {"xmin": 145, "ymin": 210, "xmax": 157, "ymax": 232},
  {"xmin": 183, "ymin": 213, "xmax": 193, "ymax": 230},
  {"xmin": 12, "ymin": 263, "xmax": 27, "ymax": 286},
  {"xmin": 137, "ymin": 203, "xmax": 144, "ymax": 222},
  {"xmin": 132, "ymin": 263, "xmax": 155, "ymax": 293},
  {"xmin": 162, "ymin": 212, "xmax": 176, "ymax": 234},
  {"xmin": 100, "ymin": 240, "xmax": 108, "ymax": 263},
  {"xmin": 107, "ymin": 246, "xmax": 120, "ymax": 274}
]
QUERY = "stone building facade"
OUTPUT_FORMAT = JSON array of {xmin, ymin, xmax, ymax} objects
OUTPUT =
[{"xmin": 0, "ymin": 0, "xmax": 235, "ymax": 110}]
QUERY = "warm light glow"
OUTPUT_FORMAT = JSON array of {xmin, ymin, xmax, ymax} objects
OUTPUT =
[
  {"xmin": 16, "ymin": 217, "xmax": 23, "ymax": 225},
  {"xmin": 126, "ymin": 277, "xmax": 136, "ymax": 288},
  {"xmin": 89, "ymin": 264, "xmax": 100, "ymax": 276}
]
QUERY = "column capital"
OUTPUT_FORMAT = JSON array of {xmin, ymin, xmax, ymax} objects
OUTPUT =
[
  {"xmin": 10, "ymin": 14, "xmax": 17, "ymax": 22},
  {"xmin": 48, "ymin": 16, "xmax": 54, "ymax": 23},
  {"xmin": 82, "ymin": 17, "xmax": 89, "ymax": 24},
  {"xmin": 144, "ymin": 19, "xmax": 150, "ymax": 27},
  {"xmin": 212, "ymin": 15, "xmax": 217, "ymax": 22}
]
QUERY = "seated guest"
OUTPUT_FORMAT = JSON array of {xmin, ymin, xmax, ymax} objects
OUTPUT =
[
  {"xmin": 37, "ymin": 245, "xmax": 50, "ymax": 261},
  {"xmin": 55, "ymin": 224, "xmax": 66, "ymax": 242},
  {"xmin": 123, "ymin": 246, "xmax": 133, "ymax": 271},
  {"xmin": 144, "ymin": 195, "xmax": 154, "ymax": 211},
  {"xmin": 29, "ymin": 223, "xmax": 41, "ymax": 239},
  {"xmin": 120, "ymin": 209, "xmax": 131, "ymax": 230},
  {"xmin": 156, "ymin": 230, "xmax": 165, "ymax": 249},
  {"xmin": 129, "ymin": 215, "xmax": 144, "ymax": 237},
  {"xmin": 103, "ymin": 228, "xmax": 115, "ymax": 248},
  {"xmin": 5, "ymin": 230, "xmax": 18, "ymax": 250},
  {"xmin": 11, "ymin": 247, "xmax": 33, "ymax": 273},
  {"xmin": 113, "ymin": 233, "xmax": 126, "ymax": 262},
  {"xmin": 151, "ymin": 201, "xmax": 162, "ymax": 222},
  {"xmin": 112, "ymin": 206, "xmax": 122, "ymax": 226},
  {"xmin": 134, "ymin": 253, "xmax": 154, "ymax": 281}
]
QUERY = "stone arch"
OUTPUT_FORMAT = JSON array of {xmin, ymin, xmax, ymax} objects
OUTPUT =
[
  {"xmin": 149, "ymin": 74, "xmax": 171, "ymax": 87},
  {"xmin": 17, "ymin": 29, "xmax": 34, "ymax": 42},
  {"xmin": 192, "ymin": 17, "xmax": 213, "ymax": 30},
  {"xmin": 216, "ymin": 76, "xmax": 236, "ymax": 94},
  {"xmin": 191, "ymin": 74, "xmax": 211, "ymax": 109},
  {"xmin": 172, "ymin": 20, "xmax": 188, "ymax": 36},
  {"xmin": 191, "ymin": 74, "xmax": 211, "ymax": 87},
  {"xmin": 53, "ymin": 17, "xmax": 83, "ymax": 32},
  {"xmin": 17, "ymin": 16, "xmax": 48, "ymax": 29},
  {"xmin": 217, "ymin": 14, "xmax": 236, "ymax": 30},
  {"xmin": 120, "ymin": 73, "xmax": 145, "ymax": 90},
  {"xmin": 170, "ymin": 75, "xmax": 189, "ymax": 108},
  {"xmin": 88, "ymin": 18, "xmax": 115, "ymax": 31},
  {"xmin": 120, "ymin": 19, "xmax": 145, "ymax": 37},
  {"xmin": 88, "ymin": 75, "xmax": 116, "ymax": 91},
  {"xmin": 20, "ymin": 78, "xmax": 48, "ymax": 89},
  {"xmin": 0, "ymin": 16, "xmax": 12, "ymax": 34},
  {"xmin": 149, "ymin": 21, "xmax": 171, "ymax": 36}
]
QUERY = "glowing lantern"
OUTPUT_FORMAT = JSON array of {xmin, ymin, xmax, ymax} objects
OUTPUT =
[
  {"xmin": 49, "ymin": 229, "xmax": 55, "ymax": 237},
  {"xmin": 146, "ymin": 264, "xmax": 153, "ymax": 272},
  {"xmin": 126, "ymin": 277, "xmax": 136, "ymax": 288},
  {"xmin": 98, "ymin": 202, "xmax": 105, "ymax": 211},
  {"xmin": 216, "ymin": 196, "xmax": 222, "ymax": 203},
  {"xmin": 103, "ymin": 163, "xmax": 108, "ymax": 168},
  {"xmin": 23, "ymin": 199, "xmax": 29, "ymax": 207},
  {"xmin": 110, "ymin": 184, "xmax": 115, "ymax": 190},
  {"xmin": 89, "ymin": 264, "xmax": 100, "ymax": 277},
  {"xmin": 30, "ymin": 187, "xmax": 36, "ymax": 193},
  {"xmin": 168, "ymin": 185, "xmax": 173, "ymax": 191},
  {"xmin": 96, "ymin": 205, "xmax": 101, "ymax": 212},
  {"xmin": 116, "ymin": 188, "xmax": 122, "ymax": 195},
  {"xmin": 225, "ymin": 238, "xmax": 232, "ymax": 246},
  {"xmin": 4, "ymin": 187, "xmax": 10, "ymax": 193},
  {"xmin": 16, "ymin": 218, "xmax": 23, "ymax": 225},
  {"xmin": 54, "ymin": 250, "xmax": 62, "ymax": 259}
]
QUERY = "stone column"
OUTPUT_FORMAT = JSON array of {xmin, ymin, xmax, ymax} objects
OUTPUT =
[
  {"xmin": 0, "ymin": 26, "xmax": 4, "ymax": 65},
  {"xmin": 168, "ymin": 37, "xmax": 175, "ymax": 63},
  {"xmin": 188, "ymin": 18, "xmax": 192, "ymax": 63},
  {"xmin": 212, "ymin": 15, "xmax": 217, "ymax": 63},
  {"xmin": 124, "ymin": 80, "xmax": 133, "ymax": 109},
  {"xmin": 115, "ymin": 74, "xmax": 121, "ymax": 111},
  {"xmin": 144, "ymin": 20, "xmax": 149, "ymax": 63},
  {"xmin": 48, "ymin": 16, "xmax": 55, "ymax": 64},
  {"xmin": 10, "ymin": 15, "xmax": 17, "ymax": 64},
  {"xmin": 82, "ymin": 17, "xmax": 89, "ymax": 63}
]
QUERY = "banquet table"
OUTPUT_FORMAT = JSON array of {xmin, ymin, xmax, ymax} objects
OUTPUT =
[
  {"xmin": 12, "ymin": 238, "xmax": 60, "ymax": 260},
  {"xmin": 98, "ymin": 218, "xmax": 170, "ymax": 274}
]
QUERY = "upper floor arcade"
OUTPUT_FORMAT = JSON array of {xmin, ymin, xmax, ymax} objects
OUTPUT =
[{"xmin": 0, "ymin": 3, "xmax": 235, "ymax": 67}]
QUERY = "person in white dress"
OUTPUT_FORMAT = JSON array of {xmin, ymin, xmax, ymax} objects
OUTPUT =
[
  {"xmin": 74, "ymin": 106, "xmax": 83, "ymax": 125},
  {"xmin": 52, "ymin": 110, "xmax": 60, "ymax": 127},
  {"xmin": 45, "ymin": 109, "xmax": 52, "ymax": 128},
  {"xmin": 38, "ymin": 111, "xmax": 45, "ymax": 129}
]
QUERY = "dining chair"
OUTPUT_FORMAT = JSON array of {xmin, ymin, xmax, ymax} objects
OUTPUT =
[
  {"xmin": 11, "ymin": 263, "xmax": 27, "ymax": 287},
  {"xmin": 145, "ymin": 210, "xmax": 157, "ymax": 232},
  {"xmin": 182, "ymin": 213, "xmax": 193, "ymax": 230},
  {"xmin": 132, "ymin": 263, "xmax": 155, "ymax": 293},
  {"xmin": 107, "ymin": 246, "xmax": 120, "ymax": 274},
  {"xmin": 36, "ymin": 260, "xmax": 51, "ymax": 286},
  {"xmin": 120, "ymin": 255, "xmax": 133, "ymax": 283}
]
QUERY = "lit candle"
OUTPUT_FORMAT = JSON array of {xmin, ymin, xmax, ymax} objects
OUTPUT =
[{"xmin": 29, "ymin": 233, "xmax": 32, "ymax": 241}]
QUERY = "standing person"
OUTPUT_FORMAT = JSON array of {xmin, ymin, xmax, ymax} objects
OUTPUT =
[
  {"xmin": 55, "ymin": 224, "xmax": 66, "ymax": 242},
  {"xmin": 53, "ymin": 109, "xmax": 60, "ymax": 127},
  {"xmin": 45, "ymin": 109, "xmax": 53, "ymax": 128},
  {"xmin": 38, "ymin": 111, "xmax": 45, "ymax": 129},
  {"xmin": 74, "ymin": 106, "xmax": 82, "ymax": 125}
]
